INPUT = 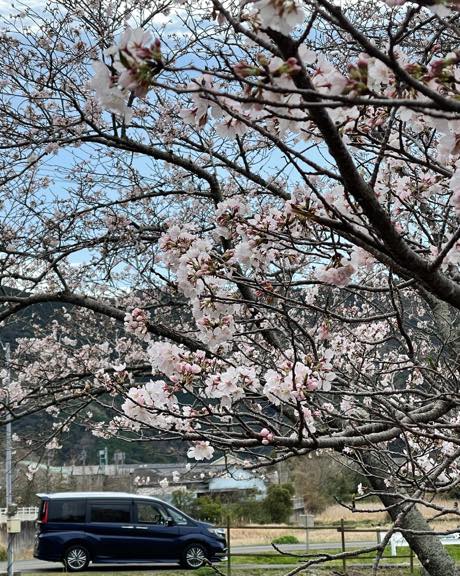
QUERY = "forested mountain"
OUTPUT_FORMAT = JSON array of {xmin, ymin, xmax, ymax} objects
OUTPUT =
[{"xmin": 0, "ymin": 287, "xmax": 185, "ymax": 466}]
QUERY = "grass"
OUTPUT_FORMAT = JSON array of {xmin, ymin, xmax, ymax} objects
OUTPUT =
[
  {"xmin": 24, "ymin": 569, "xmax": 432, "ymax": 576},
  {"xmin": 234, "ymin": 549, "xmax": 382, "ymax": 561},
  {"xmin": 24, "ymin": 572, "xmax": 285, "ymax": 576},
  {"xmin": 232, "ymin": 548, "xmax": 411, "ymax": 565},
  {"xmin": 229, "ymin": 546, "xmax": 460, "ymax": 576},
  {"xmin": 14, "ymin": 547, "xmax": 459, "ymax": 576},
  {"xmin": 8, "ymin": 544, "xmax": 460, "ymax": 571},
  {"xmin": 5, "ymin": 547, "xmax": 460, "ymax": 576},
  {"xmin": 230, "ymin": 544, "xmax": 460, "ymax": 570}
]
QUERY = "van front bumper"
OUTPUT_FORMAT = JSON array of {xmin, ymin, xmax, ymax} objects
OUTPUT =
[{"xmin": 210, "ymin": 549, "xmax": 228, "ymax": 562}]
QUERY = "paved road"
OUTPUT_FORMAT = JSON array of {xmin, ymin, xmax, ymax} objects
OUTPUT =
[
  {"xmin": 232, "ymin": 541, "xmax": 374, "ymax": 554},
  {"xmin": 0, "ymin": 541, "xmax": 378, "ymax": 573}
]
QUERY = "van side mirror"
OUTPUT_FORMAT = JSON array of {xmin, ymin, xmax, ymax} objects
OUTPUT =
[{"xmin": 166, "ymin": 517, "xmax": 175, "ymax": 527}]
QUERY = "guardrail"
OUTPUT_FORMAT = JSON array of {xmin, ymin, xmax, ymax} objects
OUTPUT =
[
  {"xmin": 388, "ymin": 530, "xmax": 460, "ymax": 557},
  {"xmin": 0, "ymin": 507, "xmax": 38, "ymax": 522}
]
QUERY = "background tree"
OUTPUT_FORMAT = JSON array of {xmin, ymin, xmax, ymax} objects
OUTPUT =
[
  {"xmin": 292, "ymin": 454, "xmax": 363, "ymax": 514},
  {"xmin": 263, "ymin": 484, "xmax": 295, "ymax": 524}
]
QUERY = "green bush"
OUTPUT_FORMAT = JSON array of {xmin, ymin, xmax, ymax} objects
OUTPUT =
[
  {"xmin": 173, "ymin": 483, "xmax": 296, "ymax": 525},
  {"xmin": 263, "ymin": 484, "xmax": 295, "ymax": 523},
  {"xmin": 272, "ymin": 535, "xmax": 299, "ymax": 544},
  {"xmin": 227, "ymin": 499, "xmax": 269, "ymax": 524},
  {"xmin": 171, "ymin": 491, "xmax": 223, "ymax": 523},
  {"xmin": 193, "ymin": 496, "xmax": 223, "ymax": 523}
]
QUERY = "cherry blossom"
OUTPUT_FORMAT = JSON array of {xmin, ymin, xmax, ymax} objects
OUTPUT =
[
  {"xmin": 1, "ymin": 1, "xmax": 460, "ymax": 573},
  {"xmin": 159, "ymin": 477, "xmax": 169, "ymax": 488},
  {"xmin": 316, "ymin": 261, "xmax": 356, "ymax": 288},
  {"xmin": 89, "ymin": 61, "xmax": 133, "ymax": 121},
  {"xmin": 124, "ymin": 308, "xmax": 151, "ymax": 341},
  {"xmin": 187, "ymin": 441, "xmax": 215, "ymax": 461},
  {"xmin": 253, "ymin": 0, "xmax": 305, "ymax": 34}
]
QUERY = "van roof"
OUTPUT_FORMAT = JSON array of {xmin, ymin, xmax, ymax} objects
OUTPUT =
[{"xmin": 36, "ymin": 491, "xmax": 164, "ymax": 502}]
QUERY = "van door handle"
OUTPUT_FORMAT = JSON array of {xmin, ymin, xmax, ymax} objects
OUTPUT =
[
  {"xmin": 121, "ymin": 525, "xmax": 135, "ymax": 529},
  {"xmin": 135, "ymin": 526, "xmax": 149, "ymax": 530}
]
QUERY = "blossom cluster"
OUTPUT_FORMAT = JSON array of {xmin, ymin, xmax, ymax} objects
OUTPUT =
[
  {"xmin": 124, "ymin": 308, "xmax": 151, "ymax": 341},
  {"xmin": 264, "ymin": 350, "xmax": 336, "ymax": 407},
  {"xmin": 90, "ymin": 27, "xmax": 162, "ymax": 120}
]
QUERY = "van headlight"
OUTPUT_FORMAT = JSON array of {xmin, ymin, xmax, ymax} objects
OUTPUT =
[{"xmin": 208, "ymin": 527, "xmax": 225, "ymax": 538}]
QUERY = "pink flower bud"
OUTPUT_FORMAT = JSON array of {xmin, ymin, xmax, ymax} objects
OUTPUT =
[
  {"xmin": 233, "ymin": 61, "xmax": 262, "ymax": 78},
  {"xmin": 306, "ymin": 378, "xmax": 318, "ymax": 391}
]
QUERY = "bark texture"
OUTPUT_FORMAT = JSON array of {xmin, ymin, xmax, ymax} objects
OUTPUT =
[{"xmin": 366, "ymin": 465, "xmax": 458, "ymax": 576}]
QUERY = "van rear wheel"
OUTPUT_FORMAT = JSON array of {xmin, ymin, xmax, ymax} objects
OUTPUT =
[
  {"xmin": 180, "ymin": 543, "xmax": 207, "ymax": 569},
  {"xmin": 63, "ymin": 545, "xmax": 90, "ymax": 572}
]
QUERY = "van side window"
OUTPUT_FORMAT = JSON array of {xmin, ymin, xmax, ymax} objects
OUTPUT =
[
  {"xmin": 48, "ymin": 500, "xmax": 85, "ymax": 523},
  {"xmin": 167, "ymin": 507, "xmax": 189, "ymax": 526},
  {"xmin": 89, "ymin": 502, "xmax": 131, "ymax": 523},
  {"xmin": 136, "ymin": 502, "xmax": 167, "ymax": 525}
]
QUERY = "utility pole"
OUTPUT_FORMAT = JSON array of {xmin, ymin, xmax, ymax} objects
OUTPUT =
[{"xmin": 3, "ymin": 342, "xmax": 14, "ymax": 576}]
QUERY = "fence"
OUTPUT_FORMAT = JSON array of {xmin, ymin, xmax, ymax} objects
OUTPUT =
[
  {"xmin": 219, "ymin": 518, "xmax": 460, "ymax": 575},
  {"xmin": 0, "ymin": 507, "xmax": 38, "ymax": 522}
]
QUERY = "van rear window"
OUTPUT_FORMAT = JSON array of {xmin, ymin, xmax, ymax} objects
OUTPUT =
[{"xmin": 48, "ymin": 500, "xmax": 86, "ymax": 523}]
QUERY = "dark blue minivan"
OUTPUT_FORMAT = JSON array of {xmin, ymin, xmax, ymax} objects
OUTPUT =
[{"xmin": 34, "ymin": 492, "xmax": 227, "ymax": 571}]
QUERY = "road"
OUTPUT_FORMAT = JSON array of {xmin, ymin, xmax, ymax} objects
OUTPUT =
[
  {"xmin": 233, "ymin": 541, "xmax": 374, "ymax": 553},
  {"xmin": 0, "ymin": 541, "xmax": 377, "ymax": 573}
]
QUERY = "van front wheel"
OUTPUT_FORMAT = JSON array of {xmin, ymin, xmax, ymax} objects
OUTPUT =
[
  {"xmin": 180, "ymin": 543, "xmax": 207, "ymax": 569},
  {"xmin": 63, "ymin": 545, "xmax": 90, "ymax": 572}
]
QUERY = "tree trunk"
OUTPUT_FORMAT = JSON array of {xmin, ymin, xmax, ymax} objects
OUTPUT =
[
  {"xmin": 381, "ymin": 503, "xmax": 458, "ymax": 576},
  {"xmin": 364, "ymin": 461, "xmax": 458, "ymax": 576}
]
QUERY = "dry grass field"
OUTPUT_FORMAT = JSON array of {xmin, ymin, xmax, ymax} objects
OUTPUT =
[
  {"xmin": 229, "ymin": 526, "xmax": 376, "ymax": 545},
  {"xmin": 229, "ymin": 499, "xmax": 460, "ymax": 546}
]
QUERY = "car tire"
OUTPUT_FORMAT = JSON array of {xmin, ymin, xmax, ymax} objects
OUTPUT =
[
  {"xmin": 63, "ymin": 544, "xmax": 90, "ymax": 572},
  {"xmin": 180, "ymin": 543, "xmax": 207, "ymax": 569}
]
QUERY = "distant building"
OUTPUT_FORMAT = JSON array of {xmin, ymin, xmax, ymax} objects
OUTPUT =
[
  {"xmin": 18, "ymin": 455, "xmax": 276, "ymax": 503},
  {"xmin": 134, "ymin": 455, "xmax": 271, "ymax": 502}
]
